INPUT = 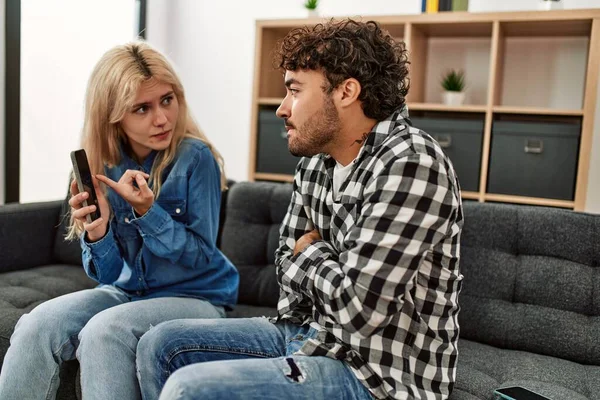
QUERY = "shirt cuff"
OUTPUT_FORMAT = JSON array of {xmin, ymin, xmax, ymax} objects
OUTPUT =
[
  {"xmin": 129, "ymin": 203, "xmax": 170, "ymax": 237},
  {"xmin": 287, "ymin": 241, "xmax": 336, "ymax": 296},
  {"xmin": 81, "ymin": 223, "xmax": 118, "ymax": 258}
]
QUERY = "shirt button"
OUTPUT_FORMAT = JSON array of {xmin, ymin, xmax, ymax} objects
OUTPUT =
[
  {"xmin": 124, "ymin": 217, "xmax": 130, "ymax": 223},
  {"xmin": 136, "ymin": 291, "xmax": 142, "ymax": 296},
  {"xmin": 138, "ymin": 277, "xmax": 143, "ymax": 281},
  {"xmin": 175, "ymin": 208, "xmax": 181, "ymax": 214}
]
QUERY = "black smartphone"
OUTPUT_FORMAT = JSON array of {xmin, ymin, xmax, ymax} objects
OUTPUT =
[
  {"xmin": 70, "ymin": 149, "xmax": 100, "ymax": 223},
  {"xmin": 494, "ymin": 386, "xmax": 552, "ymax": 400}
]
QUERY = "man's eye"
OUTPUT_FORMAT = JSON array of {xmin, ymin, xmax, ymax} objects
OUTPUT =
[{"xmin": 289, "ymin": 89, "xmax": 299, "ymax": 95}]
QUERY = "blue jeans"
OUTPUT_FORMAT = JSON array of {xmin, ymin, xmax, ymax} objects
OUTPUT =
[
  {"xmin": 0, "ymin": 285, "xmax": 224, "ymax": 400},
  {"xmin": 136, "ymin": 317, "xmax": 374, "ymax": 400}
]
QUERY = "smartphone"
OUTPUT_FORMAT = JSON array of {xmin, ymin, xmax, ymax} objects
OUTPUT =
[
  {"xmin": 70, "ymin": 149, "xmax": 100, "ymax": 223},
  {"xmin": 494, "ymin": 386, "xmax": 552, "ymax": 400}
]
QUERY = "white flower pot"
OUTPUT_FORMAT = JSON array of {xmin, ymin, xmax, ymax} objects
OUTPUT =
[
  {"xmin": 442, "ymin": 91, "xmax": 465, "ymax": 106},
  {"xmin": 539, "ymin": 0, "xmax": 563, "ymax": 10},
  {"xmin": 307, "ymin": 9, "xmax": 319, "ymax": 18}
]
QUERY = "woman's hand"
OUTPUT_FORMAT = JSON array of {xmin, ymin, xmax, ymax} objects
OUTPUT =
[
  {"xmin": 96, "ymin": 170, "xmax": 154, "ymax": 217},
  {"xmin": 69, "ymin": 176, "xmax": 110, "ymax": 242}
]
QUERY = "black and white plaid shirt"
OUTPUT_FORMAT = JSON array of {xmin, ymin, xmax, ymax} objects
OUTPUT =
[{"xmin": 274, "ymin": 107, "xmax": 464, "ymax": 399}]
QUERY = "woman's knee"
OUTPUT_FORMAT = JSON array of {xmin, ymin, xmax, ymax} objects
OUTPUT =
[
  {"xmin": 78, "ymin": 306, "xmax": 138, "ymax": 353},
  {"xmin": 11, "ymin": 306, "xmax": 64, "ymax": 346}
]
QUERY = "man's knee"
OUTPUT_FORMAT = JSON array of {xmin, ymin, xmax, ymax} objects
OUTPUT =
[
  {"xmin": 159, "ymin": 363, "xmax": 232, "ymax": 400},
  {"xmin": 136, "ymin": 320, "xmax": 182, "ymax": 364}
]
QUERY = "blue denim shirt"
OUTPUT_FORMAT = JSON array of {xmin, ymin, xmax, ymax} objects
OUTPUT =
[{"xmin": 80, "ymin": 138, "xmax": 239, "ymax": 308}]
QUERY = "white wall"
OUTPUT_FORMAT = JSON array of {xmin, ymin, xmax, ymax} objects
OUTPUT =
[
  {"xmin": 145, "ymin": 0, "xmax": 422, "ymax": 184},
  {"xmin": 19, "ymin": 0, "xmax": 137, "ymax": 203},
  {"xmin": 469, "ymin": 0, "xmax": 600, "ymax": 12},
  {"xmin": 0, "ymin": 0, "xmax": 4, "ymax": 205},
  {"xmin": 147, "ymin": 0, "xmax": 600, "ymax": 212}
]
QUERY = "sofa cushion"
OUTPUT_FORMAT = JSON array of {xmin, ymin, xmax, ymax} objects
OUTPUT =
[
  {"xmin": 0, "ymin": 265, "xmax": 96, "ymax": 366},
  {"xmin": 226, "ymin": 304, "xmax": 278, "ymax": 319},
  {"xmin": 453, "ymin": 339, "xmax": 599, "ymax": 400},
  {"xmin": 220, "ymin": 182, "xmax": 292, "ymax": 308},
  {"xmin": 459, "ymin": 202, "xmax": 600, "ymax": 365}
]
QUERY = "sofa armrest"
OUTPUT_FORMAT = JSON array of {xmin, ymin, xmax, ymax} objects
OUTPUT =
[{"xmin": 0, "ymin": 200, "xmax": 62, "ymax": 273}]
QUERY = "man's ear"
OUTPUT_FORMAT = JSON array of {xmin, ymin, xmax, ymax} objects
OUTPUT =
[{"xmin": 338, "ymin": 78, "xmax": 361, "ymax": 107}]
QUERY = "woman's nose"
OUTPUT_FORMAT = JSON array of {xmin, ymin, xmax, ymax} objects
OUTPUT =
[{"xmin": 154, "ymin": 109, "xmax": 167, "ymax": 126}]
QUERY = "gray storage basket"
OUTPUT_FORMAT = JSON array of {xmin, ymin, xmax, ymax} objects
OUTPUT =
[
  {"xmin": 488, "ymin": 120, "xmax": 581, "ymax": 200},
  {"xmin": 410, "ymin": 117, "xmax": 484, "ymax": 192},
  {"xmin": 256, "ymin": 109, "xmax": 300, "ymax": 175}
]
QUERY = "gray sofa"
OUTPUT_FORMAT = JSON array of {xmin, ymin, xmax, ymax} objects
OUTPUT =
[{"xmin": 0, "ymin": 181, "xmax": 598, "ymax": 399}]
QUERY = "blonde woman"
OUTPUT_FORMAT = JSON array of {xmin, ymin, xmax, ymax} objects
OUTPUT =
[{"xmin": 0, "ymin": 42, "xmax": 239, "ymax": 400}]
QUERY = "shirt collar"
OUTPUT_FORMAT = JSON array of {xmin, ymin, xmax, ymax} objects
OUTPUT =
[
  {"xmin": 118, "ymin": 140, "xmax": 158, "ymax": 173},
  {"xmin": 320, "ymin": 105, "xmax": 409, "ymax": 165}
]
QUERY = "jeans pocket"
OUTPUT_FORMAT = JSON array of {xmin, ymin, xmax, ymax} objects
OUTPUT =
[{"xmin": 286, "ymin": 325, "xmax": 319, "ymax": 354}]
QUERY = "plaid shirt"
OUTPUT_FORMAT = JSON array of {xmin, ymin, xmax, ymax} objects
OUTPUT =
[{"xmin": 274, "ymin": 108, "xmax": 464, "ymax": 399}]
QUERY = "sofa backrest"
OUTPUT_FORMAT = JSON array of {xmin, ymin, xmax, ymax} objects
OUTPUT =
[
  {"xmin": 0, "ymin": 201, "xmax": 64, "ymax": 273},
  {"xmin": 220, "ymin": 181, "xmax": 600, "ymax": 365},
  {"xmin": 459, "ymin": 201, "xmax": 600, "ymax": 365},
  {"xmin": 220, "ymin": 182, "xmax": 292, "ymax": 308}
]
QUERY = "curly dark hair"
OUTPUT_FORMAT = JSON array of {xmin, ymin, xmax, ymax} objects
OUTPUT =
[{"xmin": 274, "ymin": 19, "xmax": 410, "ymax": 121}]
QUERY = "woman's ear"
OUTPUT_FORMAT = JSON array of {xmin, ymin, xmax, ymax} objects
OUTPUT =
[{"xmin": 338, "ymin": 78, "xmax": 361, "ymax": 107}]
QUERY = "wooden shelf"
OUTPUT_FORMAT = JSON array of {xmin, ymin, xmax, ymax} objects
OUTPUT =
[
  {"xmin": 409, "ymin": 103, "xmax": 487, "ymax": 113},
  {"xmin": 461, "ymin": 191, "xmax": 480, "ymax": 200},
  {"xmin": 258, "ymin": 97, "xmax": 284, "ymax": 106},
  {"xmin": 492, "ymin": 106, "xmax": 584, "ymax": 116},
  {"xmin": 254, "ymin": 172, "xmax": 294, "ymax": 183},
  {"xmin": 411, "ymin": 21, "xmax": 493, "ymax": 37},
  {"xmin": 250, "ymin": 9, "xmax": 600, "ymax": 211},
  {"xmin": 484, "ymin": 193, "xmax": 574, "ymax": 209},
  {"xmin": 500, "ymin": 19, "xmax": 592, "ymax": 37}
]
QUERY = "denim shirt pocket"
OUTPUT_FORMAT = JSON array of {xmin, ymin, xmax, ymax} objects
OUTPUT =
[
  {"xmin": 113, "ymin": 207, "xmax": 139, "ymax": 239},
  {"xmin": 157, "ymin": 198, "xmax": 187, "ymax": 222}
]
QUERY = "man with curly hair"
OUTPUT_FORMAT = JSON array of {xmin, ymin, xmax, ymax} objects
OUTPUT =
[{"xmin": 137, "ymin": 19, "xmax": 464, "ymax": 400}]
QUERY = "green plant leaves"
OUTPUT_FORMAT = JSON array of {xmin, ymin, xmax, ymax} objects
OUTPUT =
[{"xmin": 440, "ymin": 69, "xmax": 465, "ymax": 92}]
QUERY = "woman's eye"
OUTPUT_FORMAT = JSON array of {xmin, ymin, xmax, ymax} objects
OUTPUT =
[
  {"xmin": 162, "ymin": 96, "xmax": 173, "ymax": 105},
  {"xmin": 135, "ymin": 106, "xmax": 148, "ymax": 114}
]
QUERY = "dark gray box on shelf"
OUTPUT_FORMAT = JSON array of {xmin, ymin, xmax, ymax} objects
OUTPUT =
[
  {"xmin": 257, "ymin": 109, "xmax": 299, "ymax": 175},
  {"xmin": 410, "ymin": 117, "xmax": 484, "ymax": 192},
  {"xmin": 488, "ymin": 120, "xmax": 580, "ymax": 200}
]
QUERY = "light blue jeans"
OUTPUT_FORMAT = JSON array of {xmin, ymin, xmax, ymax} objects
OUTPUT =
[
  {"xmin": 0, "ymin": 285, "xmax": 224, "ymax": 400},
  {"xmin": 136, "ymin": 317, "xmax": 374, "ymax": 400}
]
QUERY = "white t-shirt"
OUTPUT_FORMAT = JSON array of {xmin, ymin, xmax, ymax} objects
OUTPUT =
[{"xmin": 333, "ymin": 160, "xmax": 355, "ymax": 198}]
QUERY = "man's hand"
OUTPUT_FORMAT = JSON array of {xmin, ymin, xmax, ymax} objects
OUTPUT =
[
  {"xmin": 293, "ymin": 229, "xmax": 321, "ymax": 256},
  {"xmin": 95, "ymin": 170, "xmax": 154, "ymax": 216}
]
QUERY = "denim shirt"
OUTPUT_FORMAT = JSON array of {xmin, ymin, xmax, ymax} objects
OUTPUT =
[{"xmin": 80, "ymin": 138, "xmax": 239, "ymax": 308}]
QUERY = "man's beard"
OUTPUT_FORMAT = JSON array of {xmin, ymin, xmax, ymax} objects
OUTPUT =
[{"xmin": 287, "ymin": 96, "xmax": 341, "ymax": 157}]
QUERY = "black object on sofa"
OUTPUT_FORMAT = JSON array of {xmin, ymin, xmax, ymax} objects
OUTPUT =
[{"xmin": 1, "ymin": 181, "xmax": 599, "ymax": 400}]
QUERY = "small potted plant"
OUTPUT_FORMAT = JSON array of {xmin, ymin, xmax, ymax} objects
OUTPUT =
[
  {"xmin": 539, "ymin": 0, "xmax": 562, "ymax": 10},
  {"xmin": 440, "ymin": 69, "xmax": 466, "ymax": 106},
  {"xmin": 304, "ymin": 0, "xmax": 319, "ymax": 18}
]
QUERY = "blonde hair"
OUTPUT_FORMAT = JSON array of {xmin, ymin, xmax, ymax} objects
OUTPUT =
[{"xmin": 67, "ymin": 41, "xmax": 227, "ymax": 239}]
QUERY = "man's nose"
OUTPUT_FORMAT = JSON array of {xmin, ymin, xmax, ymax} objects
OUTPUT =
[{"xmin": 276, "ymin": 96, "xmax": 290, "ymax": 119}]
